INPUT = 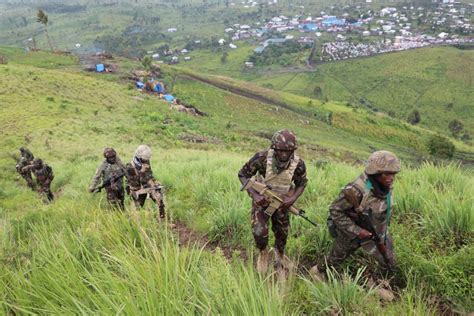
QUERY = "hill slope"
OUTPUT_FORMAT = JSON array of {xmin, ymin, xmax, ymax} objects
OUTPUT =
[{"xmin": 0, "ymin": 49, "xmax": 473, "ymax": 314}]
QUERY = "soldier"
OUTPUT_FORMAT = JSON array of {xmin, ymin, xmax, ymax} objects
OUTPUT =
[
  {"xmin": 15, "ymin": 147, "xmax": 36, "ymax": 190},
  {"xmin": 311, "ymin": 150, "xmax": 401, "ymax": 281},
  {"xmin": 125, "ymin": 145, "xmax": 166, "ymax": 219},
  {"xmin": 88, "ymin": 148, "xmax": 126, "ymax": 210},
  {"xmin": 238, "ymin": 129, "xmax": 308, "ymax": 274},
  {"xmin": 23, "ymin": 158, "xmax": 54, "ymax": 202}
]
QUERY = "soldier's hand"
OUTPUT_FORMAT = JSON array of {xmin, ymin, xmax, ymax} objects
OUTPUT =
[
  {"xmin": 252, "ymin": 193, "xmax": 269, "ymax": 207},
  {"xmin": 357, "ymin": 229, "xmax": 373, "ymax": 240},
  {"xmin": 88, "ymin": 187, "xmax": 96, "ymax": 193},
  {"xmin": 280, "ymin": 194, "xmax": 296, "ymax": 210}
]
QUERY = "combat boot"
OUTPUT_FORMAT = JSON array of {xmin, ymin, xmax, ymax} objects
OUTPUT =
[
  {"xmin": 274, "ymin": 250, "xmax": 289, "ymax": 281},
  {"xmin": 256, "ymin": 248, "xmax": 269, "ymax": 274}
]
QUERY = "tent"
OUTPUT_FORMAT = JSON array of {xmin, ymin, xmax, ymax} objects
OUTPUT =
[
  {"xmin": 136, "ymin": 81, "xmax": 145, "ymax": 89},
  {"xmin": 96, "ymin": 64, "xmax": 105, "ymax": 72},
  {"xmin": 163, "ymin": 94, "xmax": 174, "ymax": 102}
]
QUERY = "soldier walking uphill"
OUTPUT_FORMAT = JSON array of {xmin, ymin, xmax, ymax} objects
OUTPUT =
[
  {"xmin": 16, "ymin": 147, "xmax": 36, "ymax": 190},
  {"xmin": 89, "ymin": 148, "xmax": 126, "ymax": 210},
  {"xmin": 22, "ymin": 158, "xmax": 54, "ymax": 202},
  {"xmin": 311, "ymin": 151, "xmax": 401, "ymax": 281},
  {"xmin": 238, "ymin": 129, "xmax": 308, "ymax": 274},
  {"xmin": 125, "ymin": 145, "xmax": 166, "ymax": 219}
]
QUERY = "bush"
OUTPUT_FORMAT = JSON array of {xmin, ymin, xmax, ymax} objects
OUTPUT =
[
  {"xmin": 448, "ymin": 119, "xmax": 464, "ymax": 138},
  {"xmin": 407, "ymin": 110, "xmax": 421, "ymax": 125},
  {"xmin": 427, "ymin": 135, "xmax": 455, "ymax": 158}
]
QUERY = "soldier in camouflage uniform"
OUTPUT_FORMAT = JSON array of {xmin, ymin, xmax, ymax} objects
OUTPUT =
[
  {"xmin": 16, "ymin": 147, "xmax": 36, "ymax": 190},
  {"xmin": 125, "ymin": 145, "xmax": 166, "ymax": 219},
  {"xmin": 311, "ymin": 151, "xmax": 401, "ymax": 280},
  {"xmin": 89, "ymin": 148, "xmax": 126, "ymax": 209},
  {"xmin": 238, "ymin": 129, "xmax": 308, "ymax": 274},
  {"xmin": 22, "ymin": 158, "xmax": 54, "ymax": 202}
]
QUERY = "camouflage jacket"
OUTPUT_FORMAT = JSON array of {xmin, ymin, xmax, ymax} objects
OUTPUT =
[
  {"xmin": 89, "ymin": 159, "xmax": 126, "ymax": 190},
  {"xmin": 16, "ymin": 149, "xmax": 35, "ymax": 171},
  {"xmin": 125, "ymin": 161, "xmax": 157, "ymax": 191},
  {"xmin": 330, "ymin": 173, "xmax": 392, "ymax": 240},
  {"xmin": 24, "ymin": 163, "xmax": 54, "ymax": 184},
  {"xmin": 238, "ymin": 150, "xmax": 308, "ymax": 189}
]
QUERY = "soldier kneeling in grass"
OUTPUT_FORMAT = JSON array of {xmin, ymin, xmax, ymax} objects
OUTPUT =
[
  {"xmin": 311, "ymin": 151, "xmax": 401, "ymax": 300},
  {"xmin": 125, "ymin": 145, "xmax": 166, "ymax": 219}
]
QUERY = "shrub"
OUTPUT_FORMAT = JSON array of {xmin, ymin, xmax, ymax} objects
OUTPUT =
[
  {"xmin": 448, "ymin": 119, "xmax": 464, "ymax": 138},
  {"xmin": 427, "ymin": 135, "xmax": 455, "ymax": 158},
  {"xmin": 407, "ymin": 110, "xmax": 421, "ymax": 125}
]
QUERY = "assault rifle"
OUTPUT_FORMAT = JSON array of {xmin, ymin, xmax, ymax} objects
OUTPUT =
[
  {"xmin": 93, "ymin": 170, "xmax": 125, "ymax": 193},
  {"xmin": 240, "ymin": 178, "xmax": 318, "ymax": 227},
  {"xmin": 343, "ymin": 188, "xmax": 391, "ymax": 269},
  {"xmin": 130, "ymin": 182, "xmax": 164, "ymax": 202}
]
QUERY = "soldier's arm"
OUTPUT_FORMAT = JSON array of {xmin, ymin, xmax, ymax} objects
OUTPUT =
[
  {"xmin": 329, "ymin": 185, "xmax": 363, "ymax": 238},
  {"xmin": 238, "ymin": 151, "xmax": 266, "ymax": 198},
  {"xmin": 286, "ymin": 159, "xmax": 308, "ymax": 202},
  {"xmin": 89, "ymin": 162, "xmax": 105, "ymax": 190}
]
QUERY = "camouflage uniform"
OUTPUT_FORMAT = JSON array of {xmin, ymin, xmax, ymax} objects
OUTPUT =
[
  {"xmin": 325, "ymin": 151, "xmax": 400, "ymax": 273},
  {"xmin": 126, "ymin": 145, "xmax": 165, "ymax": 218},
  {"xmin": 23, "ymin": 159, "xmax": 54, "ymax": 202},
  {"xmin": 238, "ymin": 142, "xmax": 307, "ymax": 254},
  {"xmin": 16, "ymin": 147, "xmax": 35, "ymax": 190},
  {"xmin": 89, "ymin": 148, "xmax": 126, "ymax": 209}
]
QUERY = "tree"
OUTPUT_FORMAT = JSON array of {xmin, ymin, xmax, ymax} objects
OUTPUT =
[
  {"xmin": 427, "ymin": 135, "xmax": 455, "ymax": 159},
  {"xmin": 37, "ymin": 9, "xmax": 53, "ymax": 51},
  {"xmin": 407, "ymin": 109, "xmax": 421, "ymax": 125},
  {"xmin": 142, "ymin": 56, "xmax": 152, "ymax": 70},
  {"xmin": 448, "ymin": 119, "xmax": 464, "ymax": 138}
]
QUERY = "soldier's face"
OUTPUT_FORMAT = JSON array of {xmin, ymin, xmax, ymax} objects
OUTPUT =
[
  {"xmin": 274, "ymin": 149, "xmax": 293, "ymax": 162},
  {"xmin": 378, "ymin": 172, "xmax": 396, "ymax": 188},
  {"xmin": 106, "ymin": 156, "xmax": 116, "ymax": 164}
]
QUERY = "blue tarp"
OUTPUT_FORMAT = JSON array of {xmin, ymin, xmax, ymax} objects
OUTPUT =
[
  {"xmin": 136, "ymin": 81, "xmax": 145, "ymax": 89},
  {"xmin": 153, "ymin": 83, "xmax": 164, "ymax": 93},
  {"xmin": 163, "ymin": 94, "xmax": 174, "ymax": 102},
  {"xmin": 302, "ymin": 23, "xmax": 318, "ymax": 31},
  {"xmin": 96, "ymin": 64, "xmax": 105, "ymax": 72}
]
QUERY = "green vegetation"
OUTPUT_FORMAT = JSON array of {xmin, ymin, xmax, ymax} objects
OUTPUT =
[{"xmin": 1, "ymin": 48, "xmax": 473, "ymax": 314}]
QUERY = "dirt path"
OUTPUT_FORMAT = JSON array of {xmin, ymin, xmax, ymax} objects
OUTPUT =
[{"xmin": 171, "ymin": 221, "xmax": 248, "ymax": 262}]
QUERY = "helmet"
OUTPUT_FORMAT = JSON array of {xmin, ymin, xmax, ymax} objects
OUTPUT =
[
  {"xmin": 271, "ymin": 129, "xmax": 297, "ymax": 151},
  {"xmin": 134, "ymin": 145, "xmax": 152, "ymax": 161},
  {"xmin": 365, "ymin": 150, "xmax": 401, "ymax": 175},
  {"xmin": 103, "ymin": 147, "xmax": 116, "ymax": 158}
]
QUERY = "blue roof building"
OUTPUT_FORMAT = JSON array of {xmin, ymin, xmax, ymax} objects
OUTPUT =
[
  {"xmin": 322, "ymin": 16, "xmax": 346, "ymax": 26},
  {"xmin": 301, "ymin": 23, "xmax": 318, "ymax": 31},
  {"xmin": 254, "ymin": 46, "xmax": 265, "ymax": 54}
]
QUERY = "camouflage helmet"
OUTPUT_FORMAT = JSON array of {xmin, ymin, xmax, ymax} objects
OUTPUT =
[
  {"xmin": 103, "ymin": 147, "xmax": 116, "ymax": 158},
  {"xmin": 365, "ymin": 150, "xmax": 401, "ymax": 175},
  {"xmin": 271, "ymin": 129, "xmax": 297, "ymax": 151},
  {"xmin": 134, "ymin": 145, "xmax": 152, "ymax": 161}
]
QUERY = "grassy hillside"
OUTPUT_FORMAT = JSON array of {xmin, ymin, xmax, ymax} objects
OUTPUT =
[
  {"xmin": 1, "ymin": 49, "xmax": 473, "ymax": 314},
  {"xmin": 181, "ymin": 46, "xmax": 474, "ymax": 139}
]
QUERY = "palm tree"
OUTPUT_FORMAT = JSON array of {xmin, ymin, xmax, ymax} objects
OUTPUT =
[{"xmin": 36, "ymin": 9, "xmax": 53, "ymax": 51}]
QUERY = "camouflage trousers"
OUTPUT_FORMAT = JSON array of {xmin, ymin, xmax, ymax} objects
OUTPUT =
[
  {"xmin": 37, "ymin": 180, "xmax": 54, "ymax": 202},
  {"xmin": 327, "ymin": 229, "xmax": 396, "ymax": 272},
  {"xmin": 131, "ymin": 192, "xmax": 166, "ymax": 218},
  {"xmin": 105, "ymin": 186, "xmax": 125, "ymax": 210},
  {"xmin": 19, "ymin": 171, "xmax": 35, "ymax": 190},
  {"xmin": 251, "ymin": 204, "xmax": 290, "ymax": 253}
]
